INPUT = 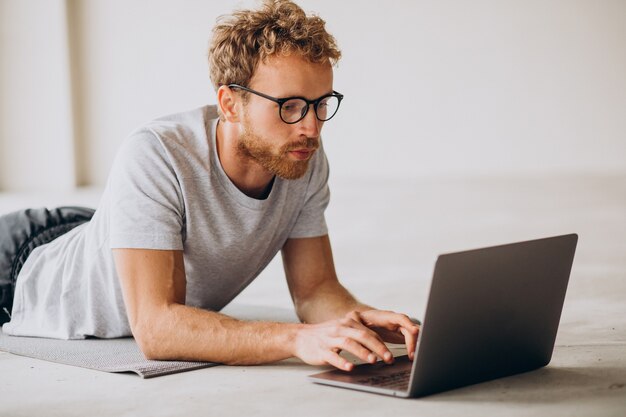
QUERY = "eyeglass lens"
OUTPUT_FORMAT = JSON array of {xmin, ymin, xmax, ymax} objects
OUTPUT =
[{"xmin": 281, "ymin": 95, "xmax": 340, "ymax": 123}]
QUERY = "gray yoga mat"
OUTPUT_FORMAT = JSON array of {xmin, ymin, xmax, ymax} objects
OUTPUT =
[{"xmin": 0, "ymin": 329, "xmax": 218, "ymax": 378}]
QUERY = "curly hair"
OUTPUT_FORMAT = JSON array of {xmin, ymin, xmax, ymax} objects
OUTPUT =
[{"xmin": 208, "ymin": 0, "xmax": 341, "ymax": 92}]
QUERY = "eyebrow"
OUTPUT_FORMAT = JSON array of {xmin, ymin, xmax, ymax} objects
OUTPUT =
[{"xmin": 277, "ymin": 90, "xmax": 335, "ymax": 100}]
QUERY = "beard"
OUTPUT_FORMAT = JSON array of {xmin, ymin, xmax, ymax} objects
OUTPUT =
[{"xmin": 237, "ymin": 118, "xmax": 319, "ymax": 180}]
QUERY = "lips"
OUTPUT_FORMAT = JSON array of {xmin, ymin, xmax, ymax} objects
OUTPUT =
[{"xmin": 289, "ymin": 148, "xmax": 315, "ymax": 160}]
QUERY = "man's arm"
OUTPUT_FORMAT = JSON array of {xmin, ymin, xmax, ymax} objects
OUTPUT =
[
  {"xmin": 281, "ymin": 235, "xmax": 420, "ymax": 358},
  {"xmin": 281, "ymin": 234, "xmax": 367, "ymax": 323},
  {"xmin": 112, "ymin": 247, "xmax": 396, "ymax": 370},
  {"xmin": 112, "ymin": 248, "xmax": 296, "ymax": 364}
]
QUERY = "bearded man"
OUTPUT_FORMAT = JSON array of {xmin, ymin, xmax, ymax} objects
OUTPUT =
[{"xmin": 0, "ymin": 0, "xmax": 418, "ymax": 372}]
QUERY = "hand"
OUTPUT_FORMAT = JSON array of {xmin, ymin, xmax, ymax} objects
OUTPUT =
[
  {"xmin": 350, "ymin": 309, "xmax": 420, "ymax": 360},
  {"xmin": 292, "ymin": 314, "xmax": 395, "ymax": 372}
]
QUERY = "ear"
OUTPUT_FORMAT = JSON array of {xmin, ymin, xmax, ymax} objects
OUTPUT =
[{"xmin": 217, "ymin": 85, "xmax": 241, "ymax": 123}]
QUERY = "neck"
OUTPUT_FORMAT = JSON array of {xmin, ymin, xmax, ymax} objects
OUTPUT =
[{"xmin": 215, "ymin": 120, "xmax": 275, "ymax": 199}]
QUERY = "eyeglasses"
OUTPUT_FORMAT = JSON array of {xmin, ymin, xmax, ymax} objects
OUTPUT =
[{"xmin": 228, "ymin": 84, "xmax": 344, "ymax": 124}]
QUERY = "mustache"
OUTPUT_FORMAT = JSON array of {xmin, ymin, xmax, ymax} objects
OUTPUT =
[{"xmin": 285, "ymin": 137, "xmax": 319, "ymax": 151}]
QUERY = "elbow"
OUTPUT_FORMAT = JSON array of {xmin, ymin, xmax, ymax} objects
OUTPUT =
[
  {"xmin": 131, "ymin": 316, "xmax": 172, "ymax": 360},
  {"xmin": 294, "ymin": 299, "xmax": 316, "ymax": 324},
  {"xmin": 131, "ymin": 303, "xmax": 190, "ymax": 361},
  {"xmin": 133, "ymin": 323, "xmax": 162, "ymax": 360}
]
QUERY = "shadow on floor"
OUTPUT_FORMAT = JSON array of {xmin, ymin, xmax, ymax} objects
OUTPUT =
[{"xmin": 422, "ymin": 364, "xmax": 626, "ymax": 403}]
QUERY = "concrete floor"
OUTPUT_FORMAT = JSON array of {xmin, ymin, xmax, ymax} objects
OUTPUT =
[{"xmin": 1, "ymin": 175, "xmax": 625, "ymax": 416}]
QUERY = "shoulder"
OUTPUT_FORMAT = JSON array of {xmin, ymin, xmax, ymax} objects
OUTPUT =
[
  {"xmin": 145, "ymin": 105, "xmax": 217, "ymax": 142},
  {"xmin": 114, "ymin": 105, "xmax": 218, "ymax": 178}
]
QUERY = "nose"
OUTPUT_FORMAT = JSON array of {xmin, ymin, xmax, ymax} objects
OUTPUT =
[{"xmin": 298, "ymin": 104, "xmax": 322, "ymax": 137}]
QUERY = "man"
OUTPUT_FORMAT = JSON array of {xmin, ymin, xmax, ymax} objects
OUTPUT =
[{"xmin": 0, "ymin": 0, "xmax": 419, "ymax": 372}]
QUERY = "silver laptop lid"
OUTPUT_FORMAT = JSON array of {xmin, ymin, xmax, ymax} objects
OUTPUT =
[{"xmin": 409, "ymin": 233, "xmax": 578, "ymax": 397}]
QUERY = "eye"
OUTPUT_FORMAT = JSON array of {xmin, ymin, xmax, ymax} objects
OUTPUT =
[{"xmin": 282, "ymin": 99, "xmax": 305, "ymax": 113}]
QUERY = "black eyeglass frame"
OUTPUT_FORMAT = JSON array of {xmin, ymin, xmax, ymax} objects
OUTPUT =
[{"xmin": 227, "ymin": 83, "xmax": 344, "ymax": 124}]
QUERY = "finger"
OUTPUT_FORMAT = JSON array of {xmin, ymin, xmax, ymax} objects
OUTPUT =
[
  {"xmin": 342, "ymin": 326, "xmax": 394, "ymax": 364},
  {"xmin": 365, "ymin": 311, "xmax": 421, "ymax": 353},
  {"xmin": 336, "ymin": 337, "xmax": 380, "ymax": 364},
  {"xmin": 326, "ymin": 350, "xmax": 354, "ymax": 372},
  {"xmin": 401, "ymin": 318, "xmax": 420, "ymax": 359},
  {"xmin": 400, "ymin": 326, "xmax": 418, "ymax": 360},
  {"xmin": 367, "ymin": 310, "xmax": 420, "ymax": 334},
  {"xmin": 397, "ymin": 314, "xmax": 421, "ymax": 335},
  {"xmin": 358, "ymin": 310, "xmax": 395, "ymax": 328},
  {"xmin": 337, "ymin": 317, "xmax": 394, "ymax": 363},
  {"xmin": 340, "ymin": 316, "xmax": 385, "ymax": 341}
]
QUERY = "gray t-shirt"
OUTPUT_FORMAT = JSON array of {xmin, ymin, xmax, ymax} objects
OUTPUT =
[{"xmin": 3, "ymin": 105, "xmax": 330, "ymax": 339}]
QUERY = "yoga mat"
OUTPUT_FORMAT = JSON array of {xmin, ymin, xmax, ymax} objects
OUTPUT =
[{"xmin": 0, "ymin": 329, "xmax": 218, "ymax": 378}]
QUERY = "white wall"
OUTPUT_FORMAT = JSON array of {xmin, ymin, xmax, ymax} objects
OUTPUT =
[
  {"xmin": 324, "ymin": 0, "xmax": 626, "ymax": 179},
  {"xmin": 1, "ymin": 0, "xmax": 625, "ymax": 191},
  {"xmin": 66, "ymin": 0, "xmax": 227, "ymax": 186},
  {"xmin": 0, "ymin": 0, "xmax": 76, "ymax": 191}
]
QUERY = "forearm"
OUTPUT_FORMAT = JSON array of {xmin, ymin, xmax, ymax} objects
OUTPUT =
[
  {"xmin": 294, "ymin": 279, "xmax": 372, "ymax": 324},
  {"xmin": 135, "ymin": 303, "xmax": 300, "ymax": 364}
]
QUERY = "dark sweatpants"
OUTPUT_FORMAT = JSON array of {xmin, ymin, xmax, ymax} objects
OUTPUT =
[{"xmin": 0, "ymin": 207, "xmax": 95, "ymax": 324}]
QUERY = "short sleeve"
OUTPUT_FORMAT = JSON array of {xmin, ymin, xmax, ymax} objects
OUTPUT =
[
  {"xmin": 108, "ymin": 129, "xmax": 185, "ymax": 250},
  {"xmin": 288, "ymin": 146, "xmax": 331, "ymax": 239}
]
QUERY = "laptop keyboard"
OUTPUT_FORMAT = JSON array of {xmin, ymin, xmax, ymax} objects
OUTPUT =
[{"xmin": 356, "ymin": 369, "xmax": 411, "ymax": 390}]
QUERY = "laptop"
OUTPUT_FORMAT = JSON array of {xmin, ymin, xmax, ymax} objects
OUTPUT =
[{"xmin": 309, "ymin": 233, "xmax": 578, "ymax": 398}]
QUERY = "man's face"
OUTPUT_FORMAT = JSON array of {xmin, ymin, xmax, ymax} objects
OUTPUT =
[{"xmin": 236, "ymin": 54, "xmax": 334, "ymax": 180}]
